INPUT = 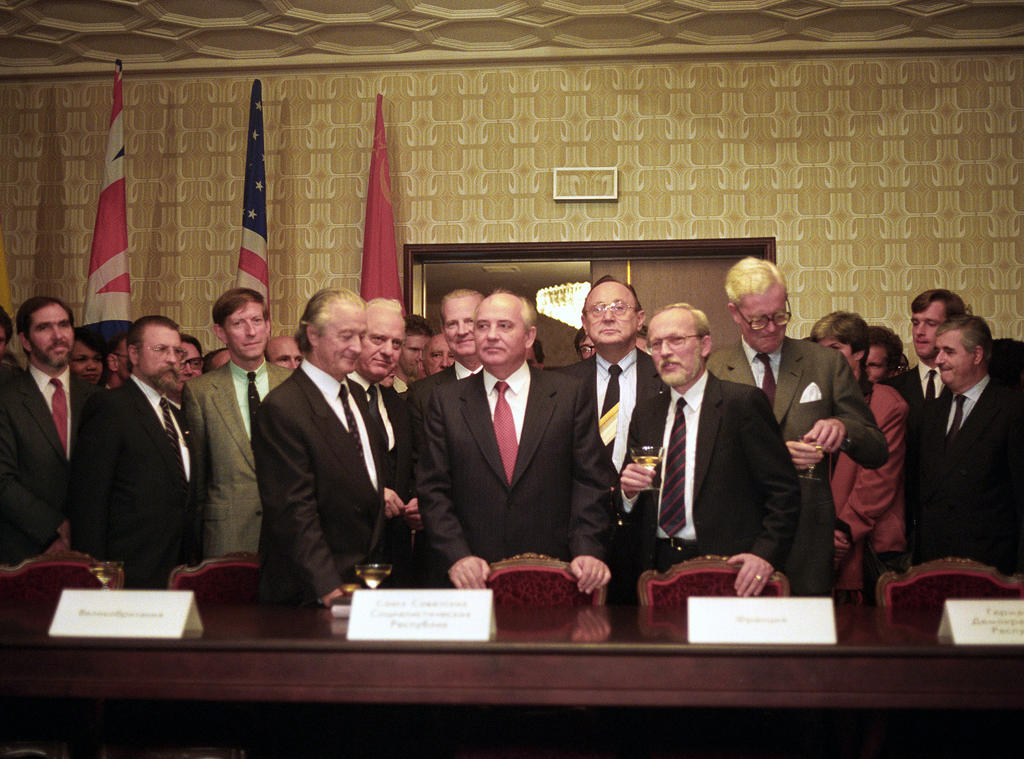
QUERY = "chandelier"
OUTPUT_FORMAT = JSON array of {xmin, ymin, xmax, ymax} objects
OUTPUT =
[{"xmin": 536, "ymin": 282, "xmax": 589, "ymax": 328}]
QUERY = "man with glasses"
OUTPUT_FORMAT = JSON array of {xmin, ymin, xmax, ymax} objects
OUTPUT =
[
  {"xmin": 183, "ymin": 288, "xmax": 290, "ymax": 557},
  {"xmin": 70, "ymin": 315, "xmax": 195, "ymax": 588},
  {"xmin": 706, "ymin": 258, "xmax": 886, "ymax": 596},
  {"xmin": 562, "ymin": 276, "xmax": 664, "ymax": 602},
  {"xmin": 620, "ymin": 304, "xmax": 800, "ymax": 594}
]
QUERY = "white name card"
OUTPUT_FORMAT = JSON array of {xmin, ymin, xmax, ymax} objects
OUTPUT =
[
  {"xmin": 347, "ymin": 589, "xmax": 494, "ymax": 641},
  {"xmin": 49, "ymin": 590, "xmax": 203, "ymax": 639},
  {"xmin": 938, "ymin": 599, "xmax": 1024, "ymax": 645},
  {"xmin": 687, "ymin": 597, "xmax": 836, "ymax": 644}
]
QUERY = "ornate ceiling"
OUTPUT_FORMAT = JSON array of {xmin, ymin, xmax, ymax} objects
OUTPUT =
[{"xmin": 1, "ymin": 0, "xmax": 1023, "ymax": 77}]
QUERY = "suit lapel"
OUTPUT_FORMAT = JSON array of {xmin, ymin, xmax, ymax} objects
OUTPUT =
[
  {"xmin": 126, "ymin": 380, "xmax": 182, "ymax": 477},
  {"xmin": 210, "ymin": 368, "xmax": 255, "ymax": 468},
  {"xmin": 635, "ymin": 350, "xmax": 666, "ymax": 402},
  {"xmin": 17, "ymin": 373, "xmax": 65, "ymax": 458},
  {"xmin": 943, "ymin": 382, "xmax": 998, "ymax": 459},
  {"xmin": 716, "ymin": 345, "xmax": 755, "ymax": 386},
  {"xmin": 511, "ymin": 369, "xmax": 556, "ymax": 488},
  {"xmin": 691, "ymin": 375, "xmax": 722, "ymax": 503},
  {"xmin": 459, "ymin": 374, "xmax": 508, "ymax": 486},
  {"xmin": 773, "ymin": 338, "xmax": 805, "ymax": 423}
]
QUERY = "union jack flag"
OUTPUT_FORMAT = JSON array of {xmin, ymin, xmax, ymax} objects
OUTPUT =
[
  {"xmin": 235, "ymin": 79, "xmax": 269, "ymax": 301},
  {"xmin": 83, "ymin": 59, "xmax": 131, "ymax": 339}
]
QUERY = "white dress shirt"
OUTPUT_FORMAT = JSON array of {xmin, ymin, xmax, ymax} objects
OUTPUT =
[{"xmin": 482, "ymin": 362, "xmax": 531, "ymax": 443}]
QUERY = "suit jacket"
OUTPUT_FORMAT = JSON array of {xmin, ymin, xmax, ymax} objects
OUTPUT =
[
  {"xmin": 917, "ymin": 379, "xmax": 1024, "ymax": 574},
  {"xmin": 627, "ymin": 373, "xmax": 801, "ymax": 576},
  {"xmin": 253, "ymin": 369, "xmax": 386, "ymax": 604},
  {"xmin": 406, "ymin": 364, "xmax": 458, "ymax": 458},
  {"xmin": 831, "ymin": 382, "xmax": 908, "ymax": 591},
  {"xmin": 417, "ymin": 366, "xmax": 612, "ymax": 575},
  {"xmin": 182, "ymin": 362, "xmax": 291, "ymax": 557},
  {"xmin": 706, "ymin": 337, "xmax": 887, "ymax": 595},
  {"xmin": 0, "ymin": 372, "xmax": 101, "ymax": 564},
  {"xmin": 68, "ymin": 380, "xmax": 194, "ymax": 589}
]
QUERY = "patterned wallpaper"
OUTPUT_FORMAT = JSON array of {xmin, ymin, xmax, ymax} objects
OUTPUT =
[{"xmin": 0, "ymin": 53, "xmax": 1021, "ymax": 355}]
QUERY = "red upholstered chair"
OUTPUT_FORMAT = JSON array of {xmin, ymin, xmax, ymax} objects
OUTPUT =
[
  {"xmin": 875, "ymin": 557, "xmax": 1024, "ymax": 610},
  {"xmin": 167, "ymin": 552, "xmax": 260, "ymax": 603},
  {"xmin": 486, "ymin": 554, "xmax": 606, "ymax": 607},
  {"xmin": 0, "ymin": 550, "xmax": 120, "ymax": 601},
  {"xmin": 638, "ymin": 555, "xmax": 790, "ymax": 607}
]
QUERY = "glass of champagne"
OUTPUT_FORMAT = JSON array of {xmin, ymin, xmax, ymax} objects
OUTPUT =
[
  {"xmin": 354, "ymin": 563, "xmax": 392, "ymax": 589},
  {"xmin": 629, "ymin": 445, "xmax": 664, "ymax": 492},
  {"xmin": 89, "ymin": 560, "xmax": 123, "ymax": 590}
]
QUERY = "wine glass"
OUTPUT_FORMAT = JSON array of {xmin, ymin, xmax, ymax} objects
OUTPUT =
[
  {"xmin": 354, "ymin": 563, "xmax": 392, "ymax": 589},
  {"xmin": 628, "ymin": 445, "xmax": 664, "ymax": 492},
  {"xmin": 792, "ymin": 441, "xmax": 824, "ymax": 480},
  {"xmin": 89, "ymin": 560, "xmax": 123, "ymax": 590}
]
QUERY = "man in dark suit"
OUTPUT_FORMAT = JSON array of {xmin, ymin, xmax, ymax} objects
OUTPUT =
[
  {"xmin": 253, "ymin": 289, "xmax": 386, "ymax": 606},
  {"xmin": 69, "ymin": 315, "xmax": 194, "ymax": 589},
  {"xmin": 620, "ymin": 304, "xmax": 800, "ymax": 595},
  {"xmin": 406, "ymin": 289, "xmax": 483, "ymax": 456},
  {"xmin": 418, "ymin": 291, "xmax": 612, "ymax": 592},
  {"xmin": 0, "ymin": 297, "xmax": 101, "ymax": 565},
  {"xmin": 348, "ymin": 297, "xmax": 421, "ymax": 586},
  {"xmin": 706, "ymin": 258, "xmax": 886, "ymax": 595},
  {"xmin": 882, "ymin": 289, "xmax": 967, "ymax": 551},
  {"xmin": 183, "ymin": 288, "xmax": 290, "ymax": 558},
  {"xmin": 917, "ymin": 315, "xmax": 1024, "ymax": 574},
  {"xmin": 560, "ymin": 276, "xmax": 664, "ymax": 601}
]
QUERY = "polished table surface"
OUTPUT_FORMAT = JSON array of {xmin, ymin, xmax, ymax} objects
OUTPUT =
[{"xmin": 2, "ymin": 601, "xmax": 1023, "ymax": 709}]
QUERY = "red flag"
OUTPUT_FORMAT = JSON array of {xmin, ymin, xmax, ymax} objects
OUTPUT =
[{"xmin": 360, "ymin": 94, "xmax": 403, "ymax": 309}]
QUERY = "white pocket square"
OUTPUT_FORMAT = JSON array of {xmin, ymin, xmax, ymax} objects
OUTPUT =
[{"xmin": 799, "ymin": 383, "xmax": 822, "ymax": 403}]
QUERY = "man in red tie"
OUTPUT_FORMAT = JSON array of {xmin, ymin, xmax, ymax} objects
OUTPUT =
[
  {"xmin": 417, "ymin": 290, "xmax": 612, "ymax": 593},
  {"xmin": 0, "ymin": 297, "xmax": 101, "ymax": 565}
]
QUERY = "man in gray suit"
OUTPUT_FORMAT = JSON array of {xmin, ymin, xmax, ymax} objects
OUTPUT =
[
  {"xmin": 183, "ymin": 288, "xmax": 291, "ymax": 557},
  {"xmin": 706, "ymin": 258, "xmax": 886, "ymax": 595},
  {"xmin": 0, "ymin": 297, "xmax": 100, "ymax": 564}
]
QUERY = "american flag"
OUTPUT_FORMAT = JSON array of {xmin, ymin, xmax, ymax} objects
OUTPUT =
[
  {"xmin": 83, "ymin": 59, "xmax": 131, "ymax": 339},
  {"xmin": 235, "ymin": 79, "xmax": 269, "ymax": 300}
]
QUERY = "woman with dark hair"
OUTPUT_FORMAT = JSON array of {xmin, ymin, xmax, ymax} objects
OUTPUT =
[{"xmin": 70, "ymin": 327, "xmax": 107, "ymax": 385}]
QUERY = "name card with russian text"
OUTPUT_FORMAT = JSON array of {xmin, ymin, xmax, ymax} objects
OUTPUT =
[
  {"xmin": 347, "ymin": 589, "xmax": 494, "ymax": 641},
  {"xmin": 687, "ymin": 597, "xmax": 836, "ymax": 644},
  {"xmin": 49, "ymin": 590, "xmax": 203, "ymax": 639},
  {"xmin": 939, "ymin": 600, "xmax": 1024, "ymax": 645}
]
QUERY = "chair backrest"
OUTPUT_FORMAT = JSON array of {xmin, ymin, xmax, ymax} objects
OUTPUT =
[
  {"xmin": 876, "ymin": 557, "xmax": 1024, "ymax": 610},
  {"xmin": 638, "ymin": 556, "xmax": 790, "ymax": 607},
  {"xmin": 167, "ymin": 552, "xmax": 261, "ymax": 603},
  {"xmin": 486, "ymin": 554, "xmax": 606, "ymax": 607},
  {"xmin": 0, "ymin": 550, "xmax": 120, "ymax": 602}
]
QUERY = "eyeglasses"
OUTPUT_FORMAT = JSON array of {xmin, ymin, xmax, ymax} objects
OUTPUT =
[
  {"xmin": 649, "ymin": 334, "xmax": 701, "ymax": 353},
  {"xmin": 145, "ymin": 344, "xmax": 187, "ymax": 360},
  {"xmin": 181, "ymin": 357, "xmax": 203, "ymax": 371},
  {"xmin": 736, "ymin": 301, "xmax": 792, "ymax": 331},
  {"xmin": 585, "ymin": 301, "xmax": 635, "ymax": 318},
  {"xmin": 577, "ymin": 344, "xmax": 596, "ymax": 358}
]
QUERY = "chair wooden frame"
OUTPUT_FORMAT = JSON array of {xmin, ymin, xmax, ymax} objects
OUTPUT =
[
  {"xmin": 0, "ymin": 550, "xmax": 123, "ymax": 600},
  {"xmin": 875, "ymin": 556, "xmax": 1024, "ymax": 609},
  {"xmin": 487, "ymin": 553, "xmax": 607, "ymax": 606},
  {"xmin": 167, "ymin": 552, "xmax": 261, "ymax": 603},
  {"xmin": 637, "ymin": 555, "xmax": 790, "ymax": 607}
]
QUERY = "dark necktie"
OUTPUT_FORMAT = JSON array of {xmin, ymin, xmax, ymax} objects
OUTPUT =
[
  {"xmin": 925, "ymin": 369, "xmax": 937, "ymax": 402},
  {"xmin": 599, "ymin": 364, "xmax": 621, "ymax": 453},
  {"xmin": 493, "ymin": 381, "xmax": 517, "ymax": 484},
  {"xmin": 659, "ymin": 399, "xmax": 688, "ymax": 537},
  {"xmin": 50, "ymin": 378, "xmax": 68, "ymax": 457},
  {"xmin": 756, "ymin": 353, "xmax": 776, "ymax": 407},
  {"xmin": 364, "ymin": 383, "xmax": 389, "ymax": 447},
  {"xmin": 159, "ymin": 397, "xmax": 187, "ymax": 484},
  {"xmin": 246, "ymin": 371, "xmax": 261, "ymax": 437},
  {"xmin": 337, "ymin": 382, "xmax": 365, "ymax": 463},
  {"xmin": 946, "ymin": 394, "xmax": 966, "ymax": 447}
]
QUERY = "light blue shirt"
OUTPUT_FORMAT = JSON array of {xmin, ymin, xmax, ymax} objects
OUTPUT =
[
  {"xmin": 947, "ymin": 374, "xmax": 989, "ymax": 434},
  {"xmin": 596, "ymin": 348, "xmax": 639, "ymax": 471},
  {"xmin": 228, "ymin": 360, "xmax": 270, "ymax": 440}
]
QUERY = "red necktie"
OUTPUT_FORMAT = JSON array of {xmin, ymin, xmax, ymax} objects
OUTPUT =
[
  {"xmin": 756, "ymin": 353, "xmax": 776, "ymax": 407},
  {"xmin": 50, "ymin": 378, "xmax": 68, "ymax": 456},
  {"xmin": 493, "ymin": 381, "xmax": 517, "ymax": 484}
]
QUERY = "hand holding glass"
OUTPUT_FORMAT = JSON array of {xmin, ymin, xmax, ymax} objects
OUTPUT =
[{"xmin": 629, "ymin": 445, "xmax": 664, "ymax": 492}]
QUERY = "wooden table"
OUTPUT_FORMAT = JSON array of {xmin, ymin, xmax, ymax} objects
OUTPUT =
[{"xmin": 3, "ymin": 600, "xmax": 1023, "ymax": 710}]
